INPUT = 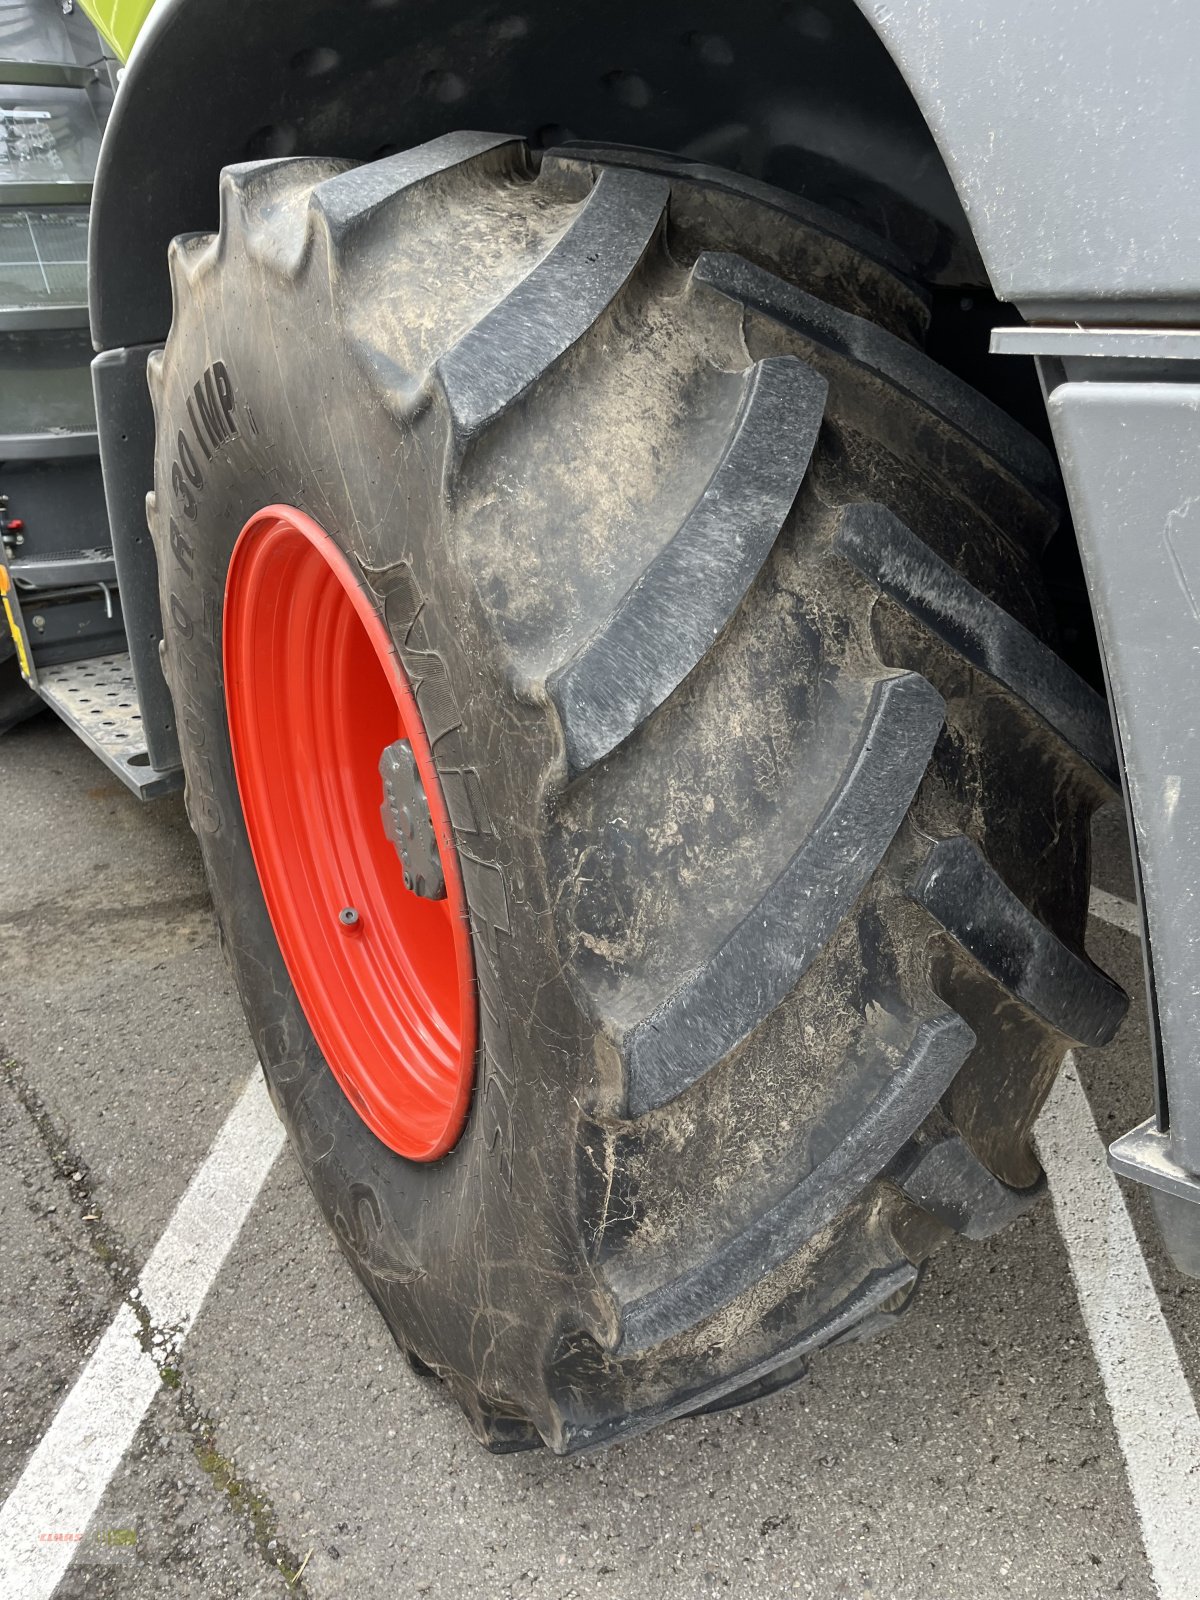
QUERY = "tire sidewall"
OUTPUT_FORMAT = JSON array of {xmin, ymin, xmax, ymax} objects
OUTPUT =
[{"xmin": 151, "ymin": 246, "xmax": 601, "ymax": 1403}]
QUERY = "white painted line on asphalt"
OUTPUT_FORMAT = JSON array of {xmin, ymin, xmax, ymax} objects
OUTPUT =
[
  {"xmin": 1037, "ymin": 1061, "xmax": 1200, "ymax": 1600},
  {"xmin": 1090, "ymin": 885, "xmax": 1143, "ymax": 938},
  {"xmin": 0, "ymin": 1070, "xmax": 283, "ymax": 1600},
  {"xmin": 0, "ymin": 883, "xmax": 1178, "ymax": 1599}
]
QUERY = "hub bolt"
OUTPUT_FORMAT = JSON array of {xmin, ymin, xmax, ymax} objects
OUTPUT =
[{"xmin": 338, "ymin": 906, "xmax": 360, "ymax": 928}]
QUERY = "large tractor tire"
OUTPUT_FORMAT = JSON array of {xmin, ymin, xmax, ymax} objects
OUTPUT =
[{"xmin": 149, "ymin": 133, "xmax": 1126, "ymax": 1452}]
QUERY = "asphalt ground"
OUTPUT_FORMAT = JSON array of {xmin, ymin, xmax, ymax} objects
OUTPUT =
[{"xmin": 1, "ymin": 711, "xmax": 1198, "ymax": 1599}]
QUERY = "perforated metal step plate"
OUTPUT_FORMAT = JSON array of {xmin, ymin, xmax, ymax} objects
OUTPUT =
[{"xmin": 33, "ymin": 651, "xmax": 182, "ymax": 798}]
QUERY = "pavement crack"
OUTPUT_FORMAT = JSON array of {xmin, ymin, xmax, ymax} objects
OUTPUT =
[
  {"xmin": 1, "ymin": 1051, "xmax": 308, "ymax": 1592},
  {"xmin": 2, "ymin": 1049, "xmax": 142, "ymax": 1304},
  {"xmin": 180, "ymin": 1392, "xmax": 312, "ymax": 1594},
  {"xmin": 0, "ymin": 889, "xmax": 213, "ymax": 938}
]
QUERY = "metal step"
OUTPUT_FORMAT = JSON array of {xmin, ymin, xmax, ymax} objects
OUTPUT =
[
  {"xmin": 0, "ymin": 428, "xmax": 98, "ymax": 459},
  {"xmin": 0, "ymin": 324, "xmax": 99, "ymax": 446},
  {"xmin": 0, "ymin": 303, "xmax": 88, "ymax": 331},
  {"xmin": 33, "ymin": 651, "xmax": 182, "ymax": 798},
  {"xmin": 0, "ymin": 59, "xmax": 99, "ymax": 88},
  {"xmin": 0, "ymin": 207, "xmax": 90, "ymax": 319},
  {"xmin": 0, "ymin": 83, "xmax": 103, "ymax": 201},
  {"xmin": 8, "ymin": 545, "xmax": 116, "ymax": 588}
]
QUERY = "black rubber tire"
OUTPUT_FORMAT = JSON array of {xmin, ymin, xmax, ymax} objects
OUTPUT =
[
  {"xmin": 149, "ymin": 134, "xmax": 1127, "ymax": 1453},
  {"xmin": 0, "ymin": 647, "xmax": 41, "ymax": 736}
]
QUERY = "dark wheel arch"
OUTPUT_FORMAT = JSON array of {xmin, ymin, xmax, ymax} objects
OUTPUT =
[{"xmin": 88, "ymin": 0, "xmax": 977, "ymax": 353}]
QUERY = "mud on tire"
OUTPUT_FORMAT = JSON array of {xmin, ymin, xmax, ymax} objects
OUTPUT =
[{"xmin": 149, "ymin": 133, "xmax": 1126, "ymax": 1452}]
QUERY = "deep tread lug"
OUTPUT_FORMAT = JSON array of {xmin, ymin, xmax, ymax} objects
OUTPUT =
[
  {"xmin": 545, "ymin": 146, "xmax": 920, "ymax": 282},
  {"xmin": 548, "ymin": 356, "xmax": 827, "ymax": 776},
  {"xmin": 690, "ymin": 1355, "xmax": 811, "ymax": 1416},
  {"xmin": 436, "ymin": 167, "xmax": 669, "ymax": 444},
  {"xmin": 562, "ymin": 1262, "xmax": 918, "ymax": 1452},
  {"xmin": 616, "ymin": 1011, "xmax": 974, "ymax": 1353},
  {"xmin": 217, "ymin": 159, "xmax": 352, "ymax": 273},
  {"xmin": 166, "ymin": 230, "xmax": 215, "ymax": 292},
  {"xmin": 691, "ymin": 250, "xmax": 1060, "ymax": 504},
  {"xmin": 834, "ymin": 501, "xmax": 1118, "ymax": 786},
  {"xmin": 309, "ymin": 131, "xmax": 524, "ymax": 244},
  {"xmin": 911, "ymin": 835, "xmax": 1128, "ymax": 1046},
  {"xmin": 221, "ymin": 156, "xmax": 351, "ymax": 209},
  {"xmin": 145, "ymin": 348, "xmax": 164, "ymax": 402},
  {"xmin": 623, "ymin": 672, "xmax": 946, "ymax": 1116},
  {"xmin": 825, "ymin": 1264, "xmax": 925, "ymax": 1349},
  {"xmin": 892, "ymin": 1127, "xmax": 1045, "ymax": 1240},
  {"xmin": 543, "ymin": 145, "xmax": 931, "ymax": 343}
]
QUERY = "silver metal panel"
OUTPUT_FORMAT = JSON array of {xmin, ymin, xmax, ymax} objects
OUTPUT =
[
  {"xmin": 858, "ymin": 0, "xmax": 1200, "ymax": 318},
  {"xmin": 992, "ymin": 328, "xmax": 1200, "ymax": 362},
  {"xmin": 0, "ymin": 429, "xmax": 98, "ymax": 459},
  {"xmin": 1109, "ymin": 1118, "xmax": 1200, "ymax": 1208},
  {"xmin": 33, "ymin": 651, "xmax": 182, "ymax": 798},
  {"xmin": 0, "ymin": 81, "xmax": 101, "ymax": 192},
  {"xmin": 1048, "ymin": 381, "xmax": 1200, "ymax": 1176}
]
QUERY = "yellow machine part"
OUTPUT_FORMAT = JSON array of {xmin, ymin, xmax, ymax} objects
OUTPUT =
[
  {"xmin": 76, "ymin": 0, "xmax": 156, "ymax": 63},
  {"xmin": 0, "ymin": 567, "xmax": 32, "ymax": 680}
]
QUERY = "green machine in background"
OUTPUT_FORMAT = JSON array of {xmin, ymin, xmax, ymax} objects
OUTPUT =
[{"xmin": 72, "ymin": 0, "xmax": 152, "ymax": 62}]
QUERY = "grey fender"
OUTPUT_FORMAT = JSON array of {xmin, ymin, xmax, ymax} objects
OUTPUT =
[{"xmin": 861, "ymin": 0, "xmax": 1200, "ymax": 323}]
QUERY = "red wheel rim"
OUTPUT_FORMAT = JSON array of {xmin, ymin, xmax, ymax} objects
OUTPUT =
[{"xmin": 223, "ymin": 505, "xmax": 476, "ymax": 1160}]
